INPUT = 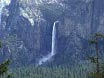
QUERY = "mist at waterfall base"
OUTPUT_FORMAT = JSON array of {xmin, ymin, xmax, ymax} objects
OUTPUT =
[{"xmin": 38, "ymin": 21, "xmax": 59, "ymax": 65}]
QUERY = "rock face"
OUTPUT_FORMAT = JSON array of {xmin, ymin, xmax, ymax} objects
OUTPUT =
[{"xmin": 0, "ymin": 0, "xmax": 104, "ymax": 66}]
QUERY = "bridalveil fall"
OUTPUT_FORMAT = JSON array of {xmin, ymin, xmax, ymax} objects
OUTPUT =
[{"xmin": 38, "ymin": 21, "xmax": 59, "ymax": 65}]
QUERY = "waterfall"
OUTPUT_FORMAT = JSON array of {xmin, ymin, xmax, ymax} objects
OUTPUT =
[
  {"xmin": 51, "ymin": 21, "xmax": 59, "ymax": 56},
  {"xmin": 0, "ymin": 0, "xmax": 11, "ymax": 24},
  {"xmin": 38, "ymin": 21, "xmax": 59, "ymax": 65}
]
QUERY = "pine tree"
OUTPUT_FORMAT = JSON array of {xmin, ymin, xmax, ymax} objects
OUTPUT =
[
  {"xmin": 0, "ymin": 41, "xmax": 11, "ymax": 78},
  {"xmin": 89, "ymin": 33, "xmax": 104, "ymax": 78}
]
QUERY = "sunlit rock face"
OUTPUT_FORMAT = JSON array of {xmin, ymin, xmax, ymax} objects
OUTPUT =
[
  {"xmin": 0, "ymin": 0, "xmax": 104, "ymax": 66},
  {"xmin": 0, "ymin": 0, "xmax": 11, "ymax": 26}
]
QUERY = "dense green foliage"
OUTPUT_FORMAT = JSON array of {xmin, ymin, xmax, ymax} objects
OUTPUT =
[
  {"xmin": 0, "ymin": 41, "xmax": 11, "ymax": 78},
  {"xmin": 0, "ymin": 60, "xmax": 10, "ymax": 75},
  {"xmin": 88, "ymin": 33, "xmax": 104, "ymax": 78},
  {"xmin": 7, "ymin": 65, "xmax": 91, "ymax": 78}
]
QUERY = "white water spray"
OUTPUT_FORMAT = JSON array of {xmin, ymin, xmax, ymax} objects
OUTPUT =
[
  {"xmin": 0, "ymin": 0, "xmax": 11, "ymax": 24},
  {"xmin": 38, "ymin": 21, "xmax": 59, "ymax": 65}
]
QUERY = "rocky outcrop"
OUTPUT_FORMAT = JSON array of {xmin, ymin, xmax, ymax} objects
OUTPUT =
[{"xmin": 0, "ymin": 0, "xmax": 104, "ymax": 66}]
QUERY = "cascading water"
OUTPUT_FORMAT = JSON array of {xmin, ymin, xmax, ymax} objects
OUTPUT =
[
  {"xmin": 38, "ymin": 21, "xmax": 59, "ymax": 65},
  {"xmin": 51, "ymin": 21, "xmax": 59, "ymax": 56},
  {"xmin": 0, "ymin": 0, "xmax": 11, "ymax": 24}
]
